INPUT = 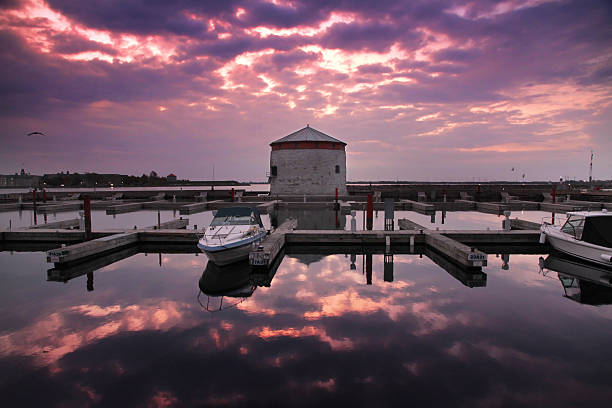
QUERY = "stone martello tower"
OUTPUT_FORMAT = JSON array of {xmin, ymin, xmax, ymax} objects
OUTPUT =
[{"xmin": 269, "ymin": 125, "xmax": 347, "ymax": 196}]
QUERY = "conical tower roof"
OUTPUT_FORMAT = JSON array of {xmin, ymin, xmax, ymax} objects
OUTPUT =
[{"xmin": 270, "ymin": 125, "xmax": 346, "ymax": 145}]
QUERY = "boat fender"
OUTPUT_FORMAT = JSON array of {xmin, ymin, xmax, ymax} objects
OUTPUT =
[
  {"xmin": 539, "ymin": 232, "xmax": 546, "ymax": 244},
  {"xmin": 600, "ymin": 254, "xmax": 612, "ymax": 263}
]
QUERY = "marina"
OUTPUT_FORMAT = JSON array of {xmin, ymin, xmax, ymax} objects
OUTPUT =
[{"xmin": 2, "ymin": 0, "xmax": 612, "ymax": 403}]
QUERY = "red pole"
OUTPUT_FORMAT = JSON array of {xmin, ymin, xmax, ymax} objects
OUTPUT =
[
  {"xmin": 43, "ymin": 188, "xmax": 47, "ymax": 203},
  {"xmin": 366, "ymin": 193, "xmax": 373, "ymax": 230},
  {"xmin": 335, "ymin": 187, "xmax": 338, "ymax": 202},
  {"xmin": 83, "ymin": 195, "xmax": 92, "ymax": 240},
  {"xmin": 552, "ymin": 186, "xmax": 556, "ymax": 203}
]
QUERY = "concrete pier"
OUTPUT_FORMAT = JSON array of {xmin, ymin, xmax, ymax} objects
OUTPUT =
[
  {"xmin": 36, "ymin": 202, "xmax": 83, "ymax": 213},
  {"xmin": 179, "ymin": 202, "xmax": 209, "ymax": 215},
  {"xmin": 399, "ymin": 218, "xmax": 487, "ymax": 267},
  {"xmin": 400, "ymin": 200, "xmax": 435, "ymax": 215},
  {"xmin": 1, "ymin": 229, "xmax": 92, "ymax": 243},
  {"xmin": 424, "ymin": 247, "xmax": 487, "ymax": 287},
  {"xmin": 476, "ymin": 202, "xmax": 508, "ymax": 215},
  {"xmin": 29, "ymin": 218, "xmax": 80, "ymax": 229},
  {"xmin": 47, "ymin": 232, "xmax": 139, "ymax": 264},
  {"xmin": 503, "ymin": 200, "xmax": 540, "ymax": 211},
  {"xmin": 539, "ymin": 202, "xmax": 583, "ymax": 213},
  {"xmin": 424, "ymin": 232, "xmax": 487, "ymax": 267},
  {"xmin": 145, "ymin": 218, "xmax": 189, "ymax": 230},
  {"xmin": 398, "ymin": 218, "xmax": 427, "ymax": 231},
  {"xmin": 564, "ymin": 200, "xmax": 604, "ymax": 210},
  {"xmin": 48, "ymin": 246, "xmax": 139, "ymax": 283},
  {"xmin": 106, "ymin": 202, "xmax": 144, "ymax": 214},
  {"xmin": 249, "ymin": 219, "xmax": 297, "ymax": 267},
  {"xmin": 509, "ymin": 218, "xmax": 541, "ymax": 230}
]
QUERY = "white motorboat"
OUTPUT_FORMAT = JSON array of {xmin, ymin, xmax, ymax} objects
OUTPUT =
[
  {"xmin": 540, "ymin": 210, "xmax": 612, "ymax": 267},
  {"xmin": 197, "ymin": 207, "xmax": 267, "ymax": 266}
]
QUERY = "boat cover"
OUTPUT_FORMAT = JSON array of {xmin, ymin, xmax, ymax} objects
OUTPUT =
[
  {"xmin": 582, "ymin": 216, "xmax": 612, "ymax": 247},
  {"xmin": 213, "ymin": 207, "xmax": 264, "ymax": 227}
]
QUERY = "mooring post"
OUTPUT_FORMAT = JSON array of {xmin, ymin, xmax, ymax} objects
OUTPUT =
[
  {"xmin": 32, "ymin": 188, "xmax": 37, "ymax": 226},
  {"xmin": 83, "ymin": 195, "xmax": 92, "ymax": 240},
  {"xmin": 503, "ymin": 210, "xmax": 511, "ymax": 230},
  {"xmin": 366, "ymin": 193, "xmax": 373, "ymax": 230}
]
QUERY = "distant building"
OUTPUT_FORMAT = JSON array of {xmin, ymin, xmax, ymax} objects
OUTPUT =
[
  {"xmin": 167, "ymin": 173, "xmax": 177, "ymax": 182},
  {"xmin": 0, "ymin": 169, "xmax": 42, "ymax": 188},
  {"xmin": 269, "ymin": 125, "xmax": 347, "ymax": 196}
]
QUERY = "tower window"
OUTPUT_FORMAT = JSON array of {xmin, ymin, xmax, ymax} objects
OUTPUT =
[
  {"xmin": 335, "ymin": 165, "xmax": 340, "ymax": 174},
  {"xmin": 271, "ymin": 166, "xmax": 277, "ymax": 176}
]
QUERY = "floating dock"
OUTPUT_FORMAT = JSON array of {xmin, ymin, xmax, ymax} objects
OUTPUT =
[{"xmin": 4, "ymin": 187, "xmax": 611, "ymax": 275}]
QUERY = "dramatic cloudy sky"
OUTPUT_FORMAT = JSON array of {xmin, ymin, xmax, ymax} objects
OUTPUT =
[{"xmin": 0, "ymin": 0, "xmax": 610, "ymax": 181}]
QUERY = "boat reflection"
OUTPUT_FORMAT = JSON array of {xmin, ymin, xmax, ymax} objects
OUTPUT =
[
  {"xmin": 198, "ymin": 260, "xmax": 256, "ymax": 312},
  {"xmin": 539, "ymin": 253, "xmax": 612, "ymax": 305}
]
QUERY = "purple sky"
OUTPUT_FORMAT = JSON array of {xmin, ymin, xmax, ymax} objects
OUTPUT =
[{"xmin": 0, "ymin": 0, "xmax": 610, "ymax": 181}]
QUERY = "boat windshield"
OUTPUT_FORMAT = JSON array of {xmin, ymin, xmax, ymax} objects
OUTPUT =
[
  {"xmin": 561, "ymin": 215, "xmax": 585, "ymax": 239},
  {"xmin": 211, "ymin": 215, "xmax": 254, "ymax": 226}
]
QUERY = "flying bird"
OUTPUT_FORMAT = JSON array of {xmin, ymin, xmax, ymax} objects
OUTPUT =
[{"xmin": 27, "ymin": 131, "xmax": 45, "ymax": 136}]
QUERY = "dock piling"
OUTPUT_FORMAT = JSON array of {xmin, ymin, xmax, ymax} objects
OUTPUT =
[
  {"xmin": 83, "ymin": 195, "xmax": 92, "ymax": 240},
  {"xmin": 366, "ymin": 193, "xmax": 373, "ymax": 230}
]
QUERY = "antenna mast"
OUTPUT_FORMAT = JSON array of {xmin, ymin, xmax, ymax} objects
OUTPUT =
[{"xmin": 588, "ymin": 150, "xmax": 593, "ymax": 184}]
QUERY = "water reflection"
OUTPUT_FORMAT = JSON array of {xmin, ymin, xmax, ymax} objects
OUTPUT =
[
  {"xmin": 540, "ymin": 253, "xmax": 612, "ymax": 305},
  {"xmin": 198, "ymin": 260, "xmax": 256, "ymax": 312},
  {"xmin": 274, "ymin": 208, "xmax": 346, "ymax": 230},
  {"xmin": 2, "ymin": 248, "xmax": 612, "ymax": 406},
  {"xmin": 197, "ymin": 258, "xmax": 284, "ymax": 312}
]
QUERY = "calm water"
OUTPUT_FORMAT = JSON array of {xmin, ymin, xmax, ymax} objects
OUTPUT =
[
  {"xmin": 1, "ymin": 210, "xmax": 611, "ymax": 407},
  {"xmin": 0, "ymin": 184, "xmax": 270, "ymax": 195}
]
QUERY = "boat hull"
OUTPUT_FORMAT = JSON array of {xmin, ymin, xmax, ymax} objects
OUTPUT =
[
  {"xmin": 542, "ymin": 224, "xmax": 612, "ymax": 268},
  {"xmin": 197, "ymin": 231, "xmax": 266, "ymax": 266}
]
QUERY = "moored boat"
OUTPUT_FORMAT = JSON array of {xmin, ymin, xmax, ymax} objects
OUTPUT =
[
  {"xmin": 197, "ymin": 207, "xmax": 267, "ymax": 265},
  {"xmin": 540, "ymin": 210, "xmax": 612, "ymax": 267}
]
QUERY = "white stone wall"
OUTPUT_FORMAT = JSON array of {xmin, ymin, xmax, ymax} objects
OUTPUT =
[{"xmin": 270, "ymin": 149, "xmax": 347, "ymax": 195}]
